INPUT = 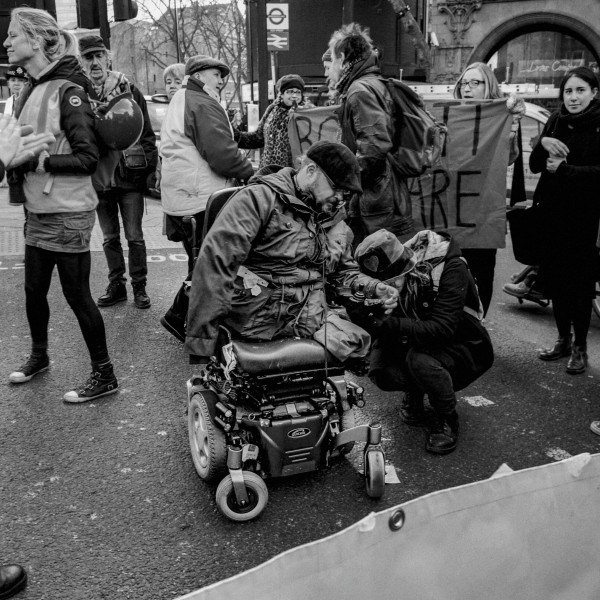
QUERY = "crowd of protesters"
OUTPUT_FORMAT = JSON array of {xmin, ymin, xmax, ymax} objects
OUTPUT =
[{"xmin": 3, "ymin": 9, "xmax": 600, "ymax": 597}]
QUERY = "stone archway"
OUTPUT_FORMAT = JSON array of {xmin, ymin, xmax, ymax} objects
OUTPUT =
[{"xmin": 468, "ymin": 12, "xmax": 600, "ymax": 66}]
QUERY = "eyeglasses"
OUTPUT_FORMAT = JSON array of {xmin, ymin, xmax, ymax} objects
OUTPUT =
[
  {"xmin": 459, "ymin": 79, "xmax": 484, "ymax": 89},
  {"xmin": 318, "ymin": 167, "xmax": 352, "ymax": 202},
  {"xmin": 283, "ymin": 89, "xmax": 302, "ymax": 95}
]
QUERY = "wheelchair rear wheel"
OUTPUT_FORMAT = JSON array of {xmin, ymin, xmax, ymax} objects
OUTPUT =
[
  {"xmin": 188, "ymin": 392, "xmax": 227, "ymax": 481},
  {"xmin": 364, "ymin": 448, "xmax": 385, "ymax": 499},
  {"xmin": 215, "ymin": 471, "xmax": 269, "ymax": 521}
]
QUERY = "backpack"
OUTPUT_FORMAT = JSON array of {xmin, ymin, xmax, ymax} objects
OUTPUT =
[{"xmin": 382, "ymin": 77, "xmax": 447, "ymax": 178}]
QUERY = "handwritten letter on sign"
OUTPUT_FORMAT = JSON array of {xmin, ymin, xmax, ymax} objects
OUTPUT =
[{"xmin": 288, "ymin": 99, "xmax": 512, "ymax": 248}]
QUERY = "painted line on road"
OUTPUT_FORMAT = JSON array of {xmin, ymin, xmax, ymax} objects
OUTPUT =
[
  {"xmin": 0, "ymin": 254, "xmax": 187, "ymax": 271},
  {"xmin": 462, "ymin": 395, "xmax": 495, "ymax": 407}
]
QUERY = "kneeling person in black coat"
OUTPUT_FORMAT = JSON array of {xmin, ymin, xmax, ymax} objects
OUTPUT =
[{"xmin": 352, "ymin": 229, "xmax": 494, "ymax": 455}]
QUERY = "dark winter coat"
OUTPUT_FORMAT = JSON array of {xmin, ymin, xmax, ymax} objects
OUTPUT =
[
  {"xmin": 530, "ymin": 99, "xmax": 600, "ymax": 298},
  {"xmin": 185, "ymin": 168, "xmax": 385, "ymax": 359},
  {"xmin": 368, "ymin": 234, "xmax": 493, "ymax": 392},
  {"xmin": 336, "ymin": 53, "xmax": 413, "ymax": 244}
]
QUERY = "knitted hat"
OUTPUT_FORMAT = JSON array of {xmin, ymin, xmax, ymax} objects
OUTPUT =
[
  {"xmin": 354, "ymin": 229, "xmax": 417, "ymax": 281},
  {"xmin": 185, "ymin": 55, "xmax": 230, "ymax": 78},
  {"xmin": 277, "ymin": 74, "xmax": 305, "ymax": 94},
  {"xmin": 79, "ymin": 34, "xmax": 107, "ymax": 56},
  {"xmin": 6, "ymin": 65, "xmax": 27, "ymax": 80},
  {"xmin": 306, "ymin": 141, "xmax": 362, "ymax": 194}
]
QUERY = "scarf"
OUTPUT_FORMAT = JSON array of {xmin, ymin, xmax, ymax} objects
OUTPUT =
[
  {"xmin": 393, "ymin": 231, "xmax": 451, "ymax": 320},
  {"xmin": 94, "ymin": 70, "xmax": 130, "ymax": 103}
]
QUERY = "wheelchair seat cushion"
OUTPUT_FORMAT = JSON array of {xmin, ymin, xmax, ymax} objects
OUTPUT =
[{"xmin": 231, "ymin": 337, "xmax": 339, "ymax": 375}]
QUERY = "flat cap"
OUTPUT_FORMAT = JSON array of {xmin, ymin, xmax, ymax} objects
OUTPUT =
[
  {"xmin": 185, "ymin": 55, "xmax": 230, "ymax": 78},
  {"xmin": 79, "ymin": 34, "xmax": 107, "ymax": 56}
]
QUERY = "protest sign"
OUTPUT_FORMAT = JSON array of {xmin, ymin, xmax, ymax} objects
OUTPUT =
[{"xmin": 288, "ymin": 100, "xmax": 513, "ymax": 248}]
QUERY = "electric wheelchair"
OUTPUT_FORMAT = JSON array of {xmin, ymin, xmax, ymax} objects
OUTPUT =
[{"xmin": 185, "ymin": 187, "xmax": 386, "ymax": 521}]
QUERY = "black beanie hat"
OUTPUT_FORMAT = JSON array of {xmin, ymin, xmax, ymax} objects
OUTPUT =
[
  {"xmin": 306, "ymin": 141, "xmax": 362, "ymax": 194},
  {"xmin": 277, "ymin": 74, "xmax": 305, "ymax": 94}
]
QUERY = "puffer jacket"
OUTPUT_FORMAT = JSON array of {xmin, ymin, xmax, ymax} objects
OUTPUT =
[
  {"xmin": 185, "ymin": 167, "xmax": 384, "ymax": 358},
  {"xmin": 160, "ymin": 77, "xmax": 254, "ymax": 216},
  {"xmin": 336, "ymin": 53, "xmax": 413, "ymax": 243}
]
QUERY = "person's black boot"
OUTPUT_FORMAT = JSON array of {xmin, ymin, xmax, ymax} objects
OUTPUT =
[
  {"xmin": 0, "ymin": 564, "xmax": 27, "ymax": 599},
  {"xmin": 425, "ymin": 411, "xmax": 459, "ymax": 455},
  {"xmin": 160, "ymin": 311, "xmax": 186, "ymax": 342},
  {"xmin": 9, "ymin": 352, "xmax": 50, "ymax": 384},
  {"xmin": 63, "ymin": 361, "xmax": 119, "ymax": 403},
  {"xmin": 399, "ymin": 391, "xmax": 429, "ymax": 426},
  {"xmin": 132, "ymin": 282, "xmax": 151, "ymax": 309},
  {"xmin": 97, "ymin": 280, "xmax": 127, "ymax": 307},
  {"xmin": 539, "ymin": 336, "xmax": 572, "ymax": 361},
  {"xmin": 566, "ymin": 344, "xmax": 588, "ymax": 374}
]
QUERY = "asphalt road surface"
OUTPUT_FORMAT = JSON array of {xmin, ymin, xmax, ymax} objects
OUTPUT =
[{"xmin": 1, "ymin": 213, "xmax": 599, "ymax": 599}]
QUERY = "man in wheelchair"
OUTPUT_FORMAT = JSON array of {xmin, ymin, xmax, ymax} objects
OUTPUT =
[{"xmin": 184, "ymin": 140, "xmax": 399, "ymax": 365}]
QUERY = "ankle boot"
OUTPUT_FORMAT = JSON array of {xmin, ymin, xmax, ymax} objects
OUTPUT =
[
  {"xmin": 425, "ymin": 411, "xmax": 459, "ymax": 455},
  {"xmin": 539, "ymin": 336, "xmax": 572, "ymax": 361},
  {"xmin": 399, "ymin": 391, "xmax": 428, "ymax": 426},
  {"xmin": 566, "ymin": 344, "xmax": 588, "ymax": 374}
]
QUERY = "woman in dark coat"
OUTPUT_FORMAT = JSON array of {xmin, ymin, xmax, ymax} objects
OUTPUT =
[{"xmin": 531, "ymin": 66, "xmax": 600, "ymax": 374}]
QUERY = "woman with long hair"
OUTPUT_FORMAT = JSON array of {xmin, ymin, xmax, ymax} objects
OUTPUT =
[
  {"xmin": 453, "ymin": 61, "xmax": 523, "ymax": 315},
  {"xmin": 532, "ymin": 66, "xmax": 600, "ymax": 374},
  {"xmin": 4, "ymin": 7, "xmax": 118, "ymax": 402}
]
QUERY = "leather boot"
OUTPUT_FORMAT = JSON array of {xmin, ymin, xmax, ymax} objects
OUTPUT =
[
  {"xmin": 399, "ymin": 391, "xmax": 428, "ymax": 426},
  {"xmin": 426, "ymin": 411, "xmax": 459, "ymax": 455},
  {"xmin": 566, "ymin": 344, "xmax": 588, "ymax": 374},
  {"xmin": 0, "ymin": 564, "xmax": 27, "ymax": 599},
  {"xmin": 538, "ymin": 336, "xmax": 572, "ymax": 361}
]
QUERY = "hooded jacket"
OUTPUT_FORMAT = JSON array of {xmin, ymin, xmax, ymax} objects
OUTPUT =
[
  {"xmin": 367, "ymin": 231, "xmax": 493, "ymax": 391},
  {"xmin": 10, "ymin": 56, "xmax": 99, "ymax": 213},
  {"xmin": 185, "ymin": 167, "xmax": 384, "ymax": 358},
  {"xmin": 160, "ymin": 77, "xmax": 254, "ymax": 216},
  {"xmin": 336, "ymin": 53, "xmax": 413, "ymax": 243}
]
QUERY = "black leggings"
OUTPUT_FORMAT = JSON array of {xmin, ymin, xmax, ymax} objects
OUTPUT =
[
  {"xmin": 24, "ymin": 245, "xmax": 109, "ymax": 364},
  {"xmin": 552, "ymin": 290, "xmax": 592, "ymax": 347}
]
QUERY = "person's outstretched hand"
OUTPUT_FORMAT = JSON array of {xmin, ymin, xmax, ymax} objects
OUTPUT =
[{"xmin": 0, "ymin": 113, "xmax": 55, "ymax": 168}]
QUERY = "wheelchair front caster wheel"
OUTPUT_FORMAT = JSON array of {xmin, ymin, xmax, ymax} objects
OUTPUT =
[
  {"xmin": 365, "ymin": 449, "xmax": 385, "ymax": 499},
  {"xmin": 215, "ymin": 471, "xmax": 269, "ymax": 521}
]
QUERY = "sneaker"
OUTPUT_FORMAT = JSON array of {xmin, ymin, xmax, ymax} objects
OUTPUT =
[
  {"xmin": 590, "ymin": 421, "xmax": 600, "ymax": 436},
  {"xmin": 9, "ymin": 353, "xmax": 50, "ymax": 384},
  {"xmin": 425, "ymin": 412, "xmax": 459, "ymax": 455},
  {"xmin": 97, "ymin": 280, "xmax": 127, "ymax": 307},
  {"xmin": 132, "ymin": 282, "xmax": 151, "ymax": 309},
  {"xmin": 63, "ymin": 364, "xmax": 118, "ymax": 403},
  {"xmin": 502, "ymin": 281, "xmax": 531, "ymax": 298},
  {"xmin": 160, "ymin": 313, "xmax": 186, "ymax": 342}
]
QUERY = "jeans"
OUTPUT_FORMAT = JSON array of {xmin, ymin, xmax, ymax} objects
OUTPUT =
[
  {"xmin": 24, "ymin": 244, "xmax": 109, "ymax": 364},
  {"xmin": 96, "ymin": 189, "xmax": 147, "ymax": 284},
  {"xmin": 370, "ymin": 348, "xmax": 457, "ymax": 416},
  {"xmin": 461, "ymin": 248, "xmax": 497, "ymax": 317}
]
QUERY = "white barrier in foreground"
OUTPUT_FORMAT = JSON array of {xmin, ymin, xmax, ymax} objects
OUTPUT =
[{"xmin": 178, "ymin": 453, "xmax": 600, "ymax": 600}]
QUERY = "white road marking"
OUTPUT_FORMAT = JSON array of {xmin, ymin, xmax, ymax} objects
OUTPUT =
[
  {"xmin": 545, "ymin": 447, "xmax": 572, "ymax": 461},
  {"xmin": 462, "ymin": 395, "xmax": 495, "ymax": 407}
]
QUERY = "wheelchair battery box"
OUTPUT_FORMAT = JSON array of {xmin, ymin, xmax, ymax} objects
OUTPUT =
[{"xmin": 242, "ymin": 412, "xmax": 328, "ymax": 478}]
